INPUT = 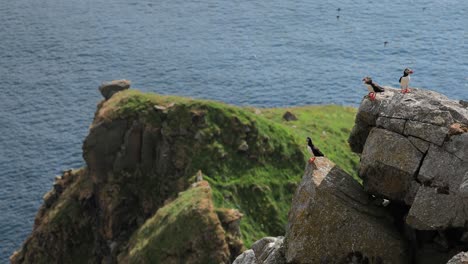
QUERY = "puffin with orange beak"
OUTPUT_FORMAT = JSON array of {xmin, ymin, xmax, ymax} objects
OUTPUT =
[
  {"xmin": 399, "ymin": 68, "xmax": 414, "ymax": 93},
  {"xmin": 362, "ymin": 76, "xmax": 385, "ymax": 101},
  {"xmin": 307, "ymin": 137, "xmax": 324, "ymax": 164}
]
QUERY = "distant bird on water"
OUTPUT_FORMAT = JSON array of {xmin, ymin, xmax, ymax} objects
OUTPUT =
[
  {"xmin": 399, "ymin": 68, "xmax": 414, "ymax": 94},
  {"xmin": 384, "ymin": 41, "xmax": 388, "ymax": 47},
  {"xmin": 337, "ymin": 8, "xmax": 341, "ymax": 11},
  {"xmin": 362, "ymin": 76, "xmax": 385, "ymax": 101},
  {"xmin": 307, "ymin": 137, "xmax": 324, "ymax": 164}
]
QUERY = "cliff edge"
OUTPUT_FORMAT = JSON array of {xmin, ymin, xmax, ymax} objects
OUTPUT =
[{"xmin": 11, "ymin": 85, "xmax": 307, "ymax": 263}]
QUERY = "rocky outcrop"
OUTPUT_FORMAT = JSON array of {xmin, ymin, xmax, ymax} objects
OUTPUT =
[
  {"xmin": 99, "ymin": 79, "xmax": 131, "ymax": 100},
  {"xmin": 447, "ymin": 251, "xmax": 468, "ymax": 264},
  {"xmin": 117, "ymin": 181, "xmax": 235, "ymax": 263},
  {"xmin": 285, "ymin": 158, "xmax": 408, "ymax": 263},
  {"xmin": 349, "ymin": 87, "xmax": 468, "ymax": 262},
  {"xmin": 233, "ymin": 237, "xmax": 285, "ymax": 264},
  {"xmin": 12, "ymin": 88, "xmax": 305, "ymax": 263}
]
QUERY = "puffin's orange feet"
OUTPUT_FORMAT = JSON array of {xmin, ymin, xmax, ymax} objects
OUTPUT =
[
  {"xmin": 402, "ymin": 88, "xmax": 410, "ymax": 94},
  {"xmin": 308, "ymin": 157, "xmax": 316, "ymax": 164}
]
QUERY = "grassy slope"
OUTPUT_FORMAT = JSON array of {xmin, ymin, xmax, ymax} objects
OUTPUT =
[
  {"xmin": 121, "ymin": 181, "xmax": 228, "ymax": 263},
  {"xmin": 256, "ymin": 105, "xmax": 359, "ymax": 179},
  {"xmin": 100, "ymin": 90, "xmax": 359, "ymax": 247}
]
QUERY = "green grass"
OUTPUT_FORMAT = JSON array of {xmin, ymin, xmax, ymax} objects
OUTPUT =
[
  {"xmin": 122, "ymin": 182, "xmax": 227, "ymax": 264},
  {"xmin": 256, "ymin": 105, "xmax": 359, "ymax": 179},
  {"xmin": 98, "ymin": 90, "xmax": 360, "ymax": 248}
]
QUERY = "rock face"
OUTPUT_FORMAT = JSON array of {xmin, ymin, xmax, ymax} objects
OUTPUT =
[
  {"xmin": 11, "ymin": 88, "xmax": 304, "ymax": 263},
  {"xmin": 233, "ymin": 237, "xmax": 285, "ymax": 264},
  {"xmin": 349, "ymin": 87, "xmax": 468, "ymax": 262},
  {"xmin": 285, "ymin": 158, "xmax": 408, "ymax": 263},
  {"xmin": 118, "ymin": 181, "xmax": 233, "ymax": 264},
  {"xmin": 447, "ymin": 252, "xmax": 468, "ymax": 264},
  {"xmin": 99, "ymin": 79, "xmax": 131, "ymax": 100}
]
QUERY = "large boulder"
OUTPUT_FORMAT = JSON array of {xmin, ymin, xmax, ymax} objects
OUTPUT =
[
  {"xmin": 349, "ymin": 87, "xmax": 468, "ymax": 261},
  {"xmin": 284, "ymin": 158, "xmax": 408, "ymax": 263},
  {"xmin": 99, "ymin": 79, "xmax": 131, "ymax": 100}
]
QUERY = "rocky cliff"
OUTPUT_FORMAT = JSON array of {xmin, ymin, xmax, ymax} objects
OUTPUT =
[
  {"xmin": 235, "ymin": 87, "xmax": 468, "ymax": 264},
  {"xmin": 349, "ymin": 87, "xmax": 468, "ymax": 262},
  {"xmin": 11, "ymin": 82, "xmax": 309, "ymax": 263}
]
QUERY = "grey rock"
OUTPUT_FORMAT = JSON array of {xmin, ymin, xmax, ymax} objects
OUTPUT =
[
  {"xmin": 349, "ymin": 87, "xmax": 468, "ymax": 262},
  {"xmin": 418, "ymin": 144, "xmax": 468, "ymax": 191},
  {"xmin": 359, "ymin": 128, "xmax": 423, "ymax": 202},
  {"xmin": 407, "ymin": 186, "xmax": 468, "ymax": 230},
  {"xmin": 376, "ymin": 116, "xmax": 406, "ymax": 134},
  {"xmin": 349, "ymin": 87, "xmax": 468, "ymax": 154},
  {"xmin": 404, "ymin": 180, "xmax": 420, "ymax": 205},
  {"xmin": 252, "ymin": 237, "xmax": 285, "ymax": 264},
  {"xmin": 444, "ymin": 133, "xmax": 468, "ymax": 161},
  {"xmin": 233, "ymin": 237, "xmax": 285, "ymax": 264},
  {"xmin": 233, "ymin": 249, "xmax": 256, "ymax": 264},
  {"xmin": 447, "ymin": 251, "xmax": 468, "ymax": 264},
  {"xmin": 285, "ymin": 158, "xmax": 408, "ymax": 263},
  {"xmin": 408, "ymin": 136, "xmax": 431, "ymax": 153},
  {"xmin": 404, "ymin": 120, "xmax": 448, "ymax": 146},
  {"xmin": 99, "ymin": 79, "xmax": 131, "ymax": 100},
  {"xmin": 460, "ymin": 100, "xmax": 468, "ymax": 108},
  {"xmin": 459, "ymin": 173, "xmax": 468, "ymax": 197},
  {"xmin": 282, "ymin": 111, "xmax": 297, "ymax": 121}
]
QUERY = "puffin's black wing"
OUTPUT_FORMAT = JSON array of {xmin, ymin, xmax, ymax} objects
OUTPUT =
[
  {"xmin": 371, "ymin": 83, "xmax": 385, "ymax": 93},
  {"xmin": 312, "ymin": 147, "xmax": 324, "ymax": 157},
  {"xmin": 399, "ymin": 76, "xmax": 402, "ymax": 83}
]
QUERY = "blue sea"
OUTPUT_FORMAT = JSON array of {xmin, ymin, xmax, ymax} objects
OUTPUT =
[{"xmin": 0, "ymin": 0, "xmax": 467, "ymax": 261}]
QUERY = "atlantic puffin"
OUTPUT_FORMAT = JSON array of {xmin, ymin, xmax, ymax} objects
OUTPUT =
[
  {"xmin": 362, "ymin": 76, "xmax": 385, "ymax": 101},
  {"xmin": 399, "ymin": 68, "xmax": 414, "ymax": 94},
  {"xmin": 307, "ymin": 137, "xmax": 324, "ymax": 163}
]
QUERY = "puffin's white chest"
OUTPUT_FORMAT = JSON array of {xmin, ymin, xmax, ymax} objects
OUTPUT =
[
  {"xmin": 400, "ymin": 75, "xmax": 410, "ymax": 87},
  {"xmin": 307, "ymin": 146, "xmax": 314, "ymax": 156},
  {"xmin": 365, "ymin": 84, "xmax": 374, "ymax": 93}
]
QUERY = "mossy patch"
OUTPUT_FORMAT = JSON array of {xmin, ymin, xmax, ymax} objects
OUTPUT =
[{"xmin": 120, "ymin": 181, "xmax": 229, "ymax": 264}]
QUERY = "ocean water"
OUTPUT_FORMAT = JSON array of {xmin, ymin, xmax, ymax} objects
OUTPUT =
[{"xmin": 0, "ymin": 0, "xmax": 467, "ymax": 261}]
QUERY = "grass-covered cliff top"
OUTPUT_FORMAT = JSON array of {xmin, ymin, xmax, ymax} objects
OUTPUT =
[
  {"xmin": 13, "ymin": 88, "xmax": 360, "ymax": 264},
  {"xmin": 98, "ymin": 90, "xmax": 359, "ymax": 246},
  {"xmin": 100, "ymin": 89, "xmax": 358, "ymax": 177}
]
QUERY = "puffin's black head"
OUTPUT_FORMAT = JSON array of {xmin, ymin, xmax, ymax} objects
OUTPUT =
[
  {"xmin": 403, "ymin": 68, "xmax": 414, "ymax": 75},
  {"xmin": 307, "ymin": 137, "xmax": 312, "ymax": 144},
  {"xmin": 362, "ymin": 76, "xmax": 372, "ymax": 84}
]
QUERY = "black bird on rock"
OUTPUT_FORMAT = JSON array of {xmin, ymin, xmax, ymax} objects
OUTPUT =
[
  {"xmin": 362, "ymin": 76, "xmax": 385, "ymax": 101},
  {"xmin": 307, "ymin": 137, "xmax": 324, "ymax": 163}
]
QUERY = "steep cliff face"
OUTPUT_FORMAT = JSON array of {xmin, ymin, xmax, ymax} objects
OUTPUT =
[
  {"xmin": 11, "ymin": 89, "xmax": 305, "ymax": 263},
  {"xmin": 349, "ymin": 87, "xmax": 468, "ymax": 262}
]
